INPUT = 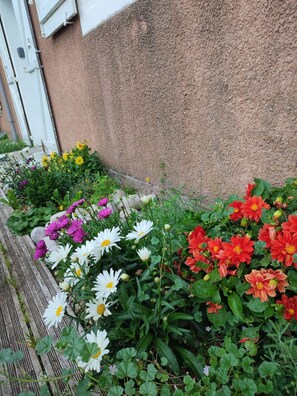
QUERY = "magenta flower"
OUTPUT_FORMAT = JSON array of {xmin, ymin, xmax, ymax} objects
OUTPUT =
[
  {"xmin": 72, "ymin": 228, "xmax": 87, "ymax": 243},
  {"xmin": 98, "ymin": 208, "xmax": 112, "ymax": 219},
  {"xmin": 56, "ymin": 215, "xmax": 69, "ymax": 229},
  {"xmin": 98, "ymin": 198, "xmax": 108, "ymax": 207},
  {"xmin": 45, "ymin": 222, "xmax": 60, "ymax": 240},
  {"xmin": 66, "ymin": 198, "xmax": 86, "ymax": 214},
  {"xmin": 19, "ymin": 180, "xmax": 29, "ymax": 188},
  {"xmin": 34, "ymin": 240, "xmax": 47, "ymax": 260},
  {"xmin": 67, "ymin": 219, "xmax": 83, "ymax": 236},
  {"xmin": 30, "ymin": 165, "xmax": 37, "ymax": 171}
]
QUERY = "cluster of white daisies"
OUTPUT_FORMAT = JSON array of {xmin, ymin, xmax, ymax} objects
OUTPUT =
[{"xmin": 42, "ymin": 220, "xmax": 153, "ymax": 372}]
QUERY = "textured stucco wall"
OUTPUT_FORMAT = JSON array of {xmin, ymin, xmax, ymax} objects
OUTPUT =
[
  {"xmin": 0, "ymin": 63, "xmax": 21, "ymax": 139},
  {"xmin": 29, "ymin": 0, "xmax": 297, "ymax": 199}
]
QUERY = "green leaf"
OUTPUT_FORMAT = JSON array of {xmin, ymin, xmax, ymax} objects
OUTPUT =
[
  {"xmin": 108, "ymin": 386, "xmax": 124, "ymax": 396},
  {"xmin": 39, "ymin": 385, "xmax": 50, "ymax": 396},
  {"xmin": 246, "ymin": 298, "xmax": 269, "ymax": 313},
  {"xmin": 35, "ymin": 336, "xmax": 53, "ymax": 355},
  {"xmin": 191, "ymin": 280, "xmax": 219, "ymax": 301},
  {"xmin": 139, "ymin": 364, "xmax": 157, "ymax": 381},
  {"xmin": 207, "ymin": 307, "xmax": 227, "ymax": 328},
  {"xmin": 173, "ymin": 390, "xmax": 184, "ymax": 396},
  {"xmin": 151, "ymin": 237, "xmax": 159, "ymax": 245},
  {"xmin": 116, "ymin": 348, "xmax": 137, "ymax": 360},
  {"xmin": 124, "ymin": 379, "xmax": 136, "ymax": 396},
  {"xmin": 174, "ymin": 346, "xmax": 203, "ymax": 378},
  {"xmin": 242, "ymin": 356, "xmax": 254, "ymax": 374},
  {"xmin": 287, "ymin": 270, "xmax": 297, "ymax": 292},
  {"xmin": 160, "ymin": 385, "xmax": 171, "ymax": 396},
  {"xmin": 244, "ymin": 340, "xmax": 258, "ymax": 357},
  {"xmin": 233, "ymin": 378, "xmax": 257, "ymax": 396},
  {"xmin": 160, "ymin": 357, "xmax": 168, "ymax": 366},
  {"xmin": 18, "ymin": 393, "xmax": 35, "ymax": 396},
  {"xmin": 168, "ymin": 312, "xmax": 193, "ymax": 322},
  {"xmin": 116, "ymin": 360, "xmax": 138, "ymax": 379},
  {"xmin": 258, "ymin": 361, "xmax": 278, "ymax": 378},
  {"xmin": 257, "ymin": 380, "xmax": 274, "ymax": 394},
  {"xmin": 154, "ymin": 338, "xmax": 180, "ymax": 375},
  {"xmin": 79, "ymin": 342, "xmax": 100, "ymax": 363},
  {"xmin": 228, "ymin": 293, "xmax": 244, "ymax": 320},
  {"xmin": 220, "ymin": 353, "xmax": 239, "ymax": 369},
  {"xmin": 139, "ymin": 382, "xmax": 158, "ymax": 396},
  {"xmin": 0, "ymin": 348, "xmax": 24, "ymax": 364},
  {"xmin": 135, "ymin": 333, "xmax": 153, "ymax": 357}
]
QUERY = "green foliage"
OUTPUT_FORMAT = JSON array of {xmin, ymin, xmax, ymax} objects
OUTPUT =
[
  {"xmin": 6, "ymin": 207, "xmax": 53, "ymax": 235},
  {"xmin": 0, "ymin": 138, "xmax": 27, "ymax": 154},
  {"xmin": 90, "ymin": 174, "xmax": 120, "ymax": 204}
]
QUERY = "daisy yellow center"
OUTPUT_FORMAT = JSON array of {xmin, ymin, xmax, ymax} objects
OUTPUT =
[
  {"xmin": 234, "ymin": 208, "xmax": 239, "ymax": 213},
  {"xmin": 55, "ymin": 305, "xmax": 63, "ymax": 317},
  {"xmin": 256, "ymin": 282, "xmax": 264, "ymax": 290},
  {"xmin": 76, "ymin": 268, "xmax": 82, "ymax": 276},
  {"xmin": 138, "ymin": 231, "xmax": 145, "ymax": 237},
  {"xmin": 213, "ymin": 246, "xmax": 219, "ymax": 253},
  {"xmin": 251, "ymin": 204, "xmax": 259, "ymax": 211},
  {"xmin": 233, "ymin": 245, "xmax": 242, "ymax": 255},
  {"xmin": 101, "ymin": 239, "xmax": 111, "ymax": 247},
  {"xmin": 285, "ymin": 244, "xmax": 296, "ymax": 255},
  {"xmin": 97, "ymin": 304, "xmax": 105, "ymax": 315},
  {"xmin": 288, "ymin": 308, "xmax": 295, "ymax": 315},
  {"xmin": 106, "ymin": 282, "xmax": 113, "ymax": 289},
  {"xmin": 91, "ymin": 349, "xmax": 101, "ymax": 359}
]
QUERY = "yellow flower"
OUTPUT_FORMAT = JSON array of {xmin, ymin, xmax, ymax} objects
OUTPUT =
[
  {"xmin": 50, "ymin": 152, "xmax": 57, "ymax": 159},
  {"xmin": 59, "ymin": 205, "xmax": 64, "ymax": 210},
  {"xmin": 75, "ymin": 156, "xmax": 84, "ymax": 166},
  {"xmin": 76, "ymin": 142, "xmax": 86, "ymax": 150},
  {"xmin": 145, "ymin": 177, "xmax": 151, "ymax": 183},
  {"xmin": 41, "ymin": 155, "xmax": 49, "ymax": 167},
  {"xmin": 62, "ymin": 153, "xmax": 69, "ymax": 161}
]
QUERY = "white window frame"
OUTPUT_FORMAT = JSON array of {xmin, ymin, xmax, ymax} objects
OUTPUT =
[{"xmin": 77, "ymin": 0, "xmax": 136, "ymax": 36}]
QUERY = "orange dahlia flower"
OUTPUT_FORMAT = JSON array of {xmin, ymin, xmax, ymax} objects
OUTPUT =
[
  {"xmin": 245, "ymin": 269, "xmax": 276, "ymax": 302},
  {"xmin": 228, "ymin": 201, "xmax": 244, "ymax": 221},
  {"xmin": 258, "ymin": 224, "xmax": 278, "ymax": 248},
  {"xmin": 219, "ymin": 235, "xmax": 254, "ymax": 266},
  {"xmin": 206, "ymin": 301, "xmax": 223, "ymax": 314}
]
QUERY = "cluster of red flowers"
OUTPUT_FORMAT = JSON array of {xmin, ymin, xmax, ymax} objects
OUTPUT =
[
  {"xmin": 276, "ymin": 294, "xmax": 297, "ymax": 321},
  {"xmin": 245, "ymin": 269, "xmax": 288, "ymax": 302},
  {"xmin": 185, "ymin": 226, "xmax": 254, "ymax": 278},
  {"xmin": 259, "ymin": 214, "xmax": 297, "ymax": 268},
  {"xmin": 228, "ymin": 184, "xmax": 270, "ymax": 223}
]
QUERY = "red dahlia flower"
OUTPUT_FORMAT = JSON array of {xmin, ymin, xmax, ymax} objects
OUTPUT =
[
  {"xmin": 228, "ymin": 201, "xmax": 244, "ymax": 221},
  {"xmin": 241, "ymin": 196, "xmax": 270, "ymax": 222},
  {"xmin": 245, "ymin": 269, "xmax": 276, "ymax": 302},
  {"xmin": 219, "ymin": 235, "xmax": 254, "ymax": 266},
  {"xmin": 207, "ymin": 237, "xmax": 223, "ymax": 259},
  {"xmin": 276, "ymin": 294, "xmax": 297, "ymax": 321},
  {"xmin": 258, "ymin": 224, "xmax": 278, "ymax": 248},
  {"xmin": 244, "ymin": 183, "xmax": 256, "ymax": 200},
  {"xmin": 206, "ymin": 301, "xmax": 223, "ymax": 314},
  {"xmin": 270, "ymin": 231, "xmax": 297, "ymax": 267},
  {"xmin": 282, "ymin": 215, "xmax": 297, "ymax": 234}
]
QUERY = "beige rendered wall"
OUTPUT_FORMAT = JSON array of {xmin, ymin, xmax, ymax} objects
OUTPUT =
[
  {"xmin": 29, "ymin": 0, "xmax": 297, "ymax": 199},
  {"xmin": 0, "ymin": 62, "xmax": 21, "ymax": 139}
]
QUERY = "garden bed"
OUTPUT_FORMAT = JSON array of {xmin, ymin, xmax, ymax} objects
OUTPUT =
[{"xmin": 0, "ymin": 142, "xmax": 297, "ymax": 395}]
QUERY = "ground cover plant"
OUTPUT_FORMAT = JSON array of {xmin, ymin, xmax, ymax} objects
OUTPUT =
[{"xmin": 4, "ymin": 177, "xmax": 294, "ymax": 395}]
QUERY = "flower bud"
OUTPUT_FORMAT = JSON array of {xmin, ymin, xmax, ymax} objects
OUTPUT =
[
  {"xmin": 164, "ymin": 224, "xmax": 171, "ymax": 231},
  {"xmin": 203, "ymin": 274, "xmax": 210, "ymax": 281},
  {"xmin": 273, "ymin": 210, "xmax": 283, "ymax": 219},
  {"xmin": 154, "ymin": 277, "xmax": 161, "ymax": 284},
  {"xmin": 120, "ymin": 273, "xmax": 130, "ymax": 282},
  {"xmin": 240, "ymin": 218, "xmax": 248, "ymax": 227}
]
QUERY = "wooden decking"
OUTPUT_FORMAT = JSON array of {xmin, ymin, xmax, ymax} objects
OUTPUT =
[{"xmin": 0, "ymin": 190, "xmax": 80, "ymax": 395}]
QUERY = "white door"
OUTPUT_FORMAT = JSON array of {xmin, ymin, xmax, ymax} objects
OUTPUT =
[{"xmin": 0, "ymin": 0, "xmax": 59, "ymax": 152}]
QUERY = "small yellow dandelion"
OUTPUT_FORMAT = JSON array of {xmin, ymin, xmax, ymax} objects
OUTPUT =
[
  {"xmin": 76, "ymin": 142, "xmax": 86, "ymax": 150},
  {"xmin": 50, "ymin": 152, "xmax": 57, "ymax": 159},
  {"xmin": 62, "ymin": 153, "xmax": 69, "ymax": 160},
  {"xmin": 145, "ymin": 177, "xmax": 151, "ymax": 183},
  {"xmin": 41, "ymin": 155, "xmax": 49, "ymax": 167},
  {"xmin": 59, "ymin": 205, "xmax": 64, "ymax": 210},
  {"xmin": 75, "ymin": 156, "xmax": 84, "ymax": 166}
]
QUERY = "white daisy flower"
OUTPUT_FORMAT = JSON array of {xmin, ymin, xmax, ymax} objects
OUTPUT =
[
  {"xmin": 77, "ymin": 330, "xmax": 110, "ymax": 373},
  {"xmin": 64, "ymin": 262, "xmax": 89, "ymax": 286},
  {"xmin": 59, "ymin": 280, "xmax": 70, "ymax": 291},
  {"xmin": 71, "ymin": 240, "xmax": 96, "ymax": 266},
  {"xmin": 93, "ymin": 226, "xmax": 122, "ymax": 255},
  {"xmin": 85, "ymin": 298, "xmax": 112, "ymax": 321},
  {"xmin": 92, "ymin": 268, "xmax": 122, "ymax": 298},
  {"xmin": 43, "ymin": 292, "xmax": 68, "ymax": 328},
  {"xmin": 46, "ymin": 244, "xmax": 72, "ymax": 269},
  {"xmin": 126, "ymin": 220, "xmax": 154, "ymax": 241},
  {"xmin": 137, "ymin": 247, "xmax": 151, "ymax": 262}
]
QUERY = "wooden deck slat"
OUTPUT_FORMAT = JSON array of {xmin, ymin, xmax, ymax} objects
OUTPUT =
[{"xmin": 0, "ymin": 191, "xmax": 81, "ymax": 395}]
